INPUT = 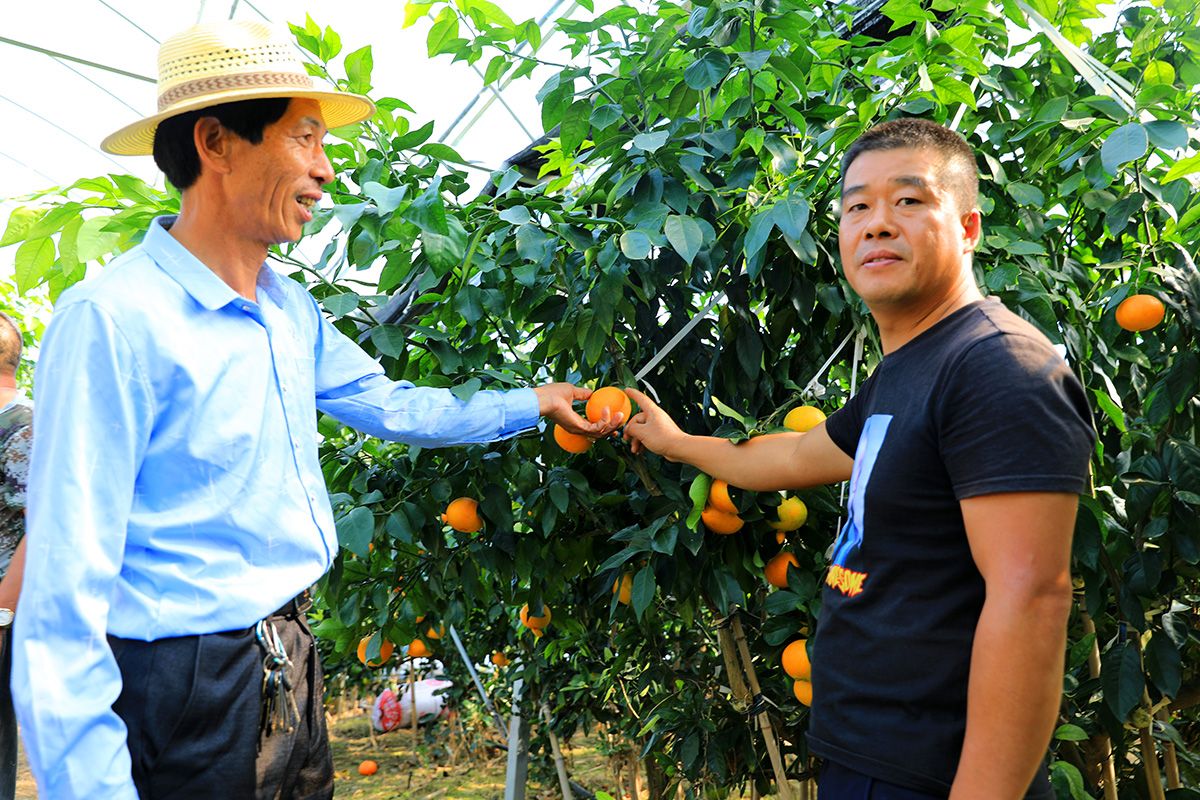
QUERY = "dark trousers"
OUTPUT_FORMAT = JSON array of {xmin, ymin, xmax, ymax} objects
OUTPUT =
[
  {"xmin": 0, "ymin": 631, "xmax": 16, "ymax": 800},
  {"xmin": 818, "ymin": 759, "xmax": 1056, "ymax": 800},
  {"xmin": 110, "ymin": 609, "xmax": 332, "ymax": 800}
]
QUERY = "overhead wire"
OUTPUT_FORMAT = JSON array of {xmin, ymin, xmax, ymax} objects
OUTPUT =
[
  {"xmin": 96, "ymin": 0, "xmax": 161, "ymax": 44},
  {"xmin": 0, "ymin": 149, "xmax": 61, "ymax": 186},
  {"xmin": 53, "ymin": 57, "xmax": 143, "ymax": 116},
  {"xmin": 228, "ymin": 0, "xmax": 241, "ymax": 19},
  {"xmin": 0, "ymin": 36, "xmax": 153, "ymax": 83},
  {"xmin": 0, "ymin": 94, "xmax": 127, "ymax": 172}
]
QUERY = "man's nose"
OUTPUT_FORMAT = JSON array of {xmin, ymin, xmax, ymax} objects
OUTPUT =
[
  {"xmin": 863, "ymin": 204, "xmax": 897, "ymax": 239},
  {"xmin": 312, "ymin": 147, "xmax": 334, "ymax": 186}
]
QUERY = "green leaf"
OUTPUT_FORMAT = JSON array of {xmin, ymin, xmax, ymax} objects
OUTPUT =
[
  {"xmin": 1163, "ymin": 152, "xmax": 1200, "ymax": 184},
  {"xmin": 362, "ymin": 181, "xmax": 408, "ymax": 214},
  {"xmin": 1143, "ymin": 60, "xmax": 1175, "ymax": 86},
  {"xmin": 394, "ymin": 120, "xmax": 435, "ymax": 149},
  {"xmin": 1091, "ymin": 388, "xmax": 1126, "ymax": 433},
  {"xmin": 560, "ymin": 99, "xmax": 591, "ymax": 154},
  {"xmin": 405, "ymin": 178, "xmax": 449, "ymax": 235},
  {"xmin": 590, "ymin": 104, "xmax": 623, "ymax": 130},
  {"xmin": 687, "ymin": 473, "xmax": 712, "ymax": 529},
  {"xmin": 1053, "ymin": 724, "xmax": 1088, "ymax": 741},
  {"xmin": 1145, "ymin": 120, "xmax": 1188, "ymax": 151},
  {"xmin": 881, "ymin": 0, "xmax": 932, "ymax": 29},
  {"xmin": 515, "ymin": 224, "xmax": 550, "ymax": 262},
  {"xmin": 336, "ymin": 506, "xmax": 374, "ymax": 558},
  {"xmin": 344, "ymin": 46, "xmax": 374, "ymax": 94},
  {"xmin": 75, "ymin": 216, "xmax": 121, "ymax": 262},
  {"xmin": 419, "ymin": 142, "xmax": 470, "ymax": 164},
  {"xmin": 1006, "ymin": 182, "xmax": 1045, "ymax": 206},
  {"xmin": 454, "ymin": 286, "xmax": 484, "ymax": 324},
  {"xmin": 370, "ymin": 325, "xmax": 407, "ymax": 358},
  {"xmin": 421, "ymin": 218, "xmax": 467, "ymax": 274},
  {"xmin": 744, "ymin": 208, "xmax": 774, "ymax": 258},
  {"xmin": 1049, "ymin": 761, "xmax": 1088, "ymax": 800},
  {"xmin": 632, "ymin": 564, "xmax": 655, "ymax": 621},
  {"xmin": 450, "ymin": 377, "xmax": 482, "ymax": 402},
  {"xmin": 932, "ymin": 74, "xmax": 977, "ymax": 109},
  {"xmin": 322, "ymin": 292, "xmax": 360, "ymax": 318},
  {"xmin": 1145, "ymin": 630, "xmax": 1182, "ymax": 698},
  {"xmin": 1101, "ymin": 123, "xmax": 1148, "ymax": 175},
  {"xmin": 684, "ymin": 50, "xmax": 730, "ymax": 90},
  {"xmin": 0, "ymin": 207, "xmax": 40, "ymax": 247},
  {"xmin": 710, "ymin": 396, "xmax": 750, "ymax": 427},
  {"xmin": 1100, "ymin": 639, "xmax": 1144, "ymax": 722},
  {"xmin": 664, "ymin": 215, "xmax": 703, "ymax": 265},
  {"xmin": 14, "ymin": 238, "xmax": 54, "ymax": 294},
  {"xmin": 498, "ymin": 206, "xmax": 531, "ymax": 225},
  {"xmin": 427, "ymin": 8, "xmax": 461, "ymax": 57},
  {"xmin": 620, "ymin": 230, "xmax": 651, "ymax": 260},
  {"xmin": 403, "ymin": 0, "xmax": 435, "ymax": 27},
  {"xmin": 770, "ymin": 196, "xmax": 809, "ymax": 239},
  {"xmin": 632, "ymin": 130, "xmax": 669, "ymax": 153}
]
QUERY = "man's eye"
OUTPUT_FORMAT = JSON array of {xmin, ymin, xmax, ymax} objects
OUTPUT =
[
  {"xmin": 847, "ymin": 203, "xmax": 867, "ymax": 212},
  {"xmin": 898, "ymin": 197, "xmax": 920, "ymax": 205}
]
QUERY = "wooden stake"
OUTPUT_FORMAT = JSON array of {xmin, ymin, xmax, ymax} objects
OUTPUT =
[
  {"xmin": 409, "ymin": 657, "xmax": 419, "ymax": 744},
  {"xmin": 729, "ymin": 615, "xmax": 794, "ymax": 800},
  {"xmin": 626, "ymin": 750, "xmax": 639, "ymax": 800},
  {"xmin": 1137, "ymin": 721, "xmax": 1166, "ymax": 800},
  {"xmin": 1080, "ymin": 604, "xmax": 1118, "ymax": 800},
  {"xmin": 1156, "ymin": 708, "xmax": 1181, "ymax": 789},
  {"xmin": 715, "ymin": 626, "xmax": 752, "ymax": 709}
]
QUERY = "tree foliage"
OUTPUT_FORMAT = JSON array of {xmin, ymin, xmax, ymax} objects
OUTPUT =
[{"xmin": 3, "ymin": 0, "xmax": 1200, "ymax": 794}]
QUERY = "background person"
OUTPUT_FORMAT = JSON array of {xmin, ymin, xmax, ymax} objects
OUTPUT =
[
  {"xmin": 624, "ymin": 118, "xmax": 1094, "ymax": 799},
  {"xmin": 0, "ymin": 312, "xmax": 30, "ymax": 800},
  {"xmin": 13, "ymin": 21, "xmax": 619, "ymax": 800}
]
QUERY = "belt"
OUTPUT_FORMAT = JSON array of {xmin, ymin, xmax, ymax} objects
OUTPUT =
[{"xmin": 268, "ymin": 590, "xmax": 312, "ymax": 619}]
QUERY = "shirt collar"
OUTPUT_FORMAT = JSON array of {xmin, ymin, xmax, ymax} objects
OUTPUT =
[{"xmin": 143, "ymin": 216, "xmax": 288, "ymax": 310}]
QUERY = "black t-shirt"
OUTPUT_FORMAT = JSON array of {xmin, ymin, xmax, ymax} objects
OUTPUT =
[{"xmin": 808, "ymin": 298, "xmax": 1094, "ymax": 794}]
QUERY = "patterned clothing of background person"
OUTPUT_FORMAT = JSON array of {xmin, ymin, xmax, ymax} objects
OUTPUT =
[{"xmin": 0, "ymin": 311, "xmax": 31, "ymax": 800}]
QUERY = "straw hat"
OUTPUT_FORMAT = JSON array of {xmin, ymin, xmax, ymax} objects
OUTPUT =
[{"xmin": 101, "ymin": 20, "xmax": 375, "ymax": 155}]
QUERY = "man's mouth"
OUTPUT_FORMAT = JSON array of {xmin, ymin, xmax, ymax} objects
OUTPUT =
[
  {"xmin": 297, "ymin": 195, "xmax": 318, "ymax": 210},
  {"xmin": 862, "ymin": 250, "xmax": 902, "ymax": 267}
]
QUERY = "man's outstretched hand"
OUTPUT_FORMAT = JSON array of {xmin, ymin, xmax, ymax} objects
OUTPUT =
[
  {"xmin": 622, "ymin": 387, "xmax": 687, "ymax": 459},
  {"xmin": 534, "ymin": 383, "xmax": 624, "ymax": 437}
]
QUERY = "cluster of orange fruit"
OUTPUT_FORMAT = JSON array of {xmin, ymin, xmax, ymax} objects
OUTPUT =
[
  {"xmin": 782, "ymin": 639, "xmax": 813, "ymax": 706},
  {"xmin": 356, "ymin": 621, "xmax": 446, "ymax": 667},
  {"xmin": 553, "ymin": 385, "xmax": 633, "ymax": 454}
]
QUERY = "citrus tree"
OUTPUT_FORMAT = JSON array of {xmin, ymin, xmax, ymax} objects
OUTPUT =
[{"xmin": 4, "ymin": 0, "xmax": 1200, "ymax": 795}]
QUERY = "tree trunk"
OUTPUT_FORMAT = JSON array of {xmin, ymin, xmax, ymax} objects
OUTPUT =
[{"xmin": 643, "ymin": 753, "xmax": 669, "ymax": 800}]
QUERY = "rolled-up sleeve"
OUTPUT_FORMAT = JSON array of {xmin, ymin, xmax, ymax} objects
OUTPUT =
[
  {"xmin": 13, "ymin": 300, "xmax": 152, "ymax": 800},
  {"xmin": 310, "ymin": 301, "xmax": 540, "ymax": 445}
]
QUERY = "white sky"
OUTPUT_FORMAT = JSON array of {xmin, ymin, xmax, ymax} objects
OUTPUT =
[{"xmin": 0, "ymin": 0, "xmax": 588, "ymax": 267}]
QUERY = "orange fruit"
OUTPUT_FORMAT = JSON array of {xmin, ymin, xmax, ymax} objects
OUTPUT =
[
  {"xmin": 532, "ymin": 627, "xmax": 545, "ymax": 639},
  {"xmin": 793, "ymin": 679, "xmax": 813, "ymax": 706},
  {"xmin": 708, "ymin": 479, "xmax": 737, "ymax": 515},
  {"xmin": 782, "ymin": 639, "xmax": 811, "ymax": 680},
  {"xmin": 613, "ymin": 574, "xmax": 633, "ymax": 605},
  {"xmin": 520, "ymin": 603, "xmax": 552, "ymax": 629},
  {"xmin": 765, "ymin": 551, "xmax": 800, "ymax": 589},
  {"xmin": 768, "ymin": 497, "xmax": 808, "ymax": 532},
  {"xmin": 425, "ymin": 625, "xmax": 445, "ymax": 640},
  {"xmin": 775, "ymin": 531, "xmax": 787, "ymax": 545},
  {"xmin": 491, "ymin": 651, "xmax": 510, "ymax": 667},
  {"xmin": 408, "ymin": 638, "xmax": 431, "ymax": 658},
  {"xmin": 701, "ymin": 506, "xmax": 744, "ymax": 535},
  {"xmin": 553, "ymin": 424, "xmax": 592, "ymax": 453},
  {"xmin": 585, "ymin": 386, "xmax": 632, "ymax": 425},
  {"xmin": 1115, "ymin": 293, "xmax": 1165, "ymax": 332},
  {"xmin": 442, "ymin": 497, "xmax": 483, "ymax": 533},
  {"xmin": 784, "ymin": 405, "xmax": 826, "ymax": 433},
  {"xmin": 357, "ymin": 636, "xmax": 395, "ymax": 668},
  {"xmin": 358, "ymin": 759, "xmax": 379, "ymax": 776}
]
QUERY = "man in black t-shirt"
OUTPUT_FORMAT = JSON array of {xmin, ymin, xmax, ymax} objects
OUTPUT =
[{"xmin": 623, "ymin": 118, "xmax": 1094, "ymax": 798}]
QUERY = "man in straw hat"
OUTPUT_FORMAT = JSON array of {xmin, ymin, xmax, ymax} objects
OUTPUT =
[{"xmin": 13, "ymin": 20, "xmax": 620, "ymax": 800}]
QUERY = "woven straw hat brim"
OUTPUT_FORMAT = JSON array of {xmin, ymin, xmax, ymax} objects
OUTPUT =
[{"xmin": 100, "ymin": 87, "xmax": 375, "ymax": 156}]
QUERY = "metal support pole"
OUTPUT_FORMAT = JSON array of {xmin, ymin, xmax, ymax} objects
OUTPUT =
[
  {"xmin": 541, "ymin": 701, "xmax": 573, "ymax": 800},
  {"xmin": 449, "ymin": 624, "xmax": 509, "ymax": 739},
  {"xmin": 504, "ymin": 678, "xmax": 529, "ymax": 800}
]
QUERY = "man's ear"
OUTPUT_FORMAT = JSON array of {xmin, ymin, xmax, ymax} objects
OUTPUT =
[
  {"xmin": 962, "ymin": 208, "xmax": 983, "ymax": 254},
  {"xmin": 193, "ymin": 116, "xmax": 234, "ymax": 177}
]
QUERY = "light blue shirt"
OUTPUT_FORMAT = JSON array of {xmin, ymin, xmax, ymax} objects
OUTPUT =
[{"xmin": 12, "ymin": 216, "xmax": 539, "ymax": 800}]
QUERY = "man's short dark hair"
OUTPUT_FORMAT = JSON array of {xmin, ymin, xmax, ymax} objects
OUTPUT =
[
  {"xmin": 152, "ymin": 97, "xmax": 291, "ymax": 191},
  {"xmin": 841, "ymin": 118, "xmax": 980, "ymax": 212},
  {"xmin": 0, "ymin": 313, "xmax": 22, "ymax": 376}
]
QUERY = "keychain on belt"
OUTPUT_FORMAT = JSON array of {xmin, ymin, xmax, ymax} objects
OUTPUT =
[{"xmin": 256, "ymin": 619, "xmax": 300, "ymax": 745}]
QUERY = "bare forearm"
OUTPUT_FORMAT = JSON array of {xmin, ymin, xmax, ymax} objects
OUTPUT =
[
  {"xmin": 667, "ymin": 432, "xmax": 822, "ymax": 491},
  {"xmin": 0, "ymin": 535, "xmax": 27, "ymax": 609},
  {"xmin": 951, "ymin": 590, "xmax": 1072, "ymax": 799}
]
